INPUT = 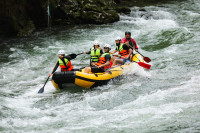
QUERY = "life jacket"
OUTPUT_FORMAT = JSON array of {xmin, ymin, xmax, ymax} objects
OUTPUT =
[
  {"xmin": 59, "ymin": 58, "xmax": 73, "ymax": 71},
  {"xmin": 90, "ymin": 47, "xmax": 101, "ymax": 62},
  {"xmin": 96, "ymin": 53, "xmax": 111, "ymax": 69},
  {"xmin": 117, "ymin": 44, "xmax": 129, "ymax": 58},
  {"xmin": 121, "ymin": 38, "xmax": 138, "ymax": 49},
  {"xmin": 126, "ymin": 38, "xmax": 135, "ymax": 48}
]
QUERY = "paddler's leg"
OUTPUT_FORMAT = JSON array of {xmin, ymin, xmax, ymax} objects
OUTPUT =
[
  {"xmin": 111, "ymin": 58, "xmax": 123, "ymax": 67},
  {"xmin": 111, "ymin": 56, "xmax": 117, "ymax": 63},
  {"xmin": 84, "ymin": 67, "xmax": 91, "ymax": 73},
  {"xmin": 130, "ymin": 54, "xmax": 133, "ymax": 62}
]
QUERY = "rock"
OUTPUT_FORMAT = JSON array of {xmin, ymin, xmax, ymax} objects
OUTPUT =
[
  {"xmin": 81, "ymin": 10, "xmax": 119, "ymax": 24},
  {"xmin": 0, "ymin": 0, "xmax": 173, "ymax": 37},
  {"xmin": 17, "ymin": 20, "xmax": 35, "ymax": 37},
  {"xmin": 54, "ymin": 0, "xmax": 120, "ymax": 25},
  {"xmin": 114, "ymin": 6, "xmax": 131, "ymax": 14}
]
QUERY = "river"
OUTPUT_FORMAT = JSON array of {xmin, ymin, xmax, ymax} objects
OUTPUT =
[{"xmin": 0, "ymin": 0, "xmax": 200, "ymax": 132}]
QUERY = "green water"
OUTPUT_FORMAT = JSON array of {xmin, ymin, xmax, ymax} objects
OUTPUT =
[{"xmin": 0, "ymin": 0, "xmax": 200, "ymax": 132}]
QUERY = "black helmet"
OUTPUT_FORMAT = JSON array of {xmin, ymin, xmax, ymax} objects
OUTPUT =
[{"xmin": 125, "ymin": 31, "xmax": 131, "ymax": 35}]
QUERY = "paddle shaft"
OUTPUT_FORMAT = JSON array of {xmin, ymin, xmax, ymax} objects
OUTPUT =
[
  {"xmin": 42, "ymin": 69, "xmax": 57, "ymax": 88},
  {"xmin": 128, "ymin": 45, "xmax": 151, "ymax": 63},
  {"xmin": 77, "ymin": 53, "xmax": 83, "ymax": 56},
  {"xmin": 38, "ymin": 61, "xmax": 58, "ymax": 93},
  {"xmin": 68, "ymin": 53, "xmax": 83, "ymax": 60},
  {"xmin": 42, "ymin": 76, "xmax": 50, "ymax": 88},
  {"xmin": 136, "ymin": 51, "xmax": 144, "ymax": 57}
]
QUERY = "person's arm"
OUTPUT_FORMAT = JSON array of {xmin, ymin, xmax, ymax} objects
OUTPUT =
[
  {"xmin": 98, "ymin": 61, "xmax": 110, "ymax": 68},
  {"xmin": 131, "ymin": 38, "xmax": 138, "ymax": 51},
  {"xmin": 126, "ymin": 48, "xmax": 133, "ymax": 59},
  {"xmin": 100, "ymin": 49, "xmax": 103, "ymax": 54},
  {"xmin": 86, "ymin": 51, "xmax": 91, "ymax": 54},
  {"xmin": 83, "ymin": 50, "xmax": 90, "ymax": 54},
  {"xmin": 63, "ymin": 55, "xmax": 71, "ymax": 60},
  {"xmin": 109, "ymin": 50, "xmax": 117, "ymax": 54},
  {"xmin": 123, "ymin": 44, "xmax": 133, "ymax": 59}
]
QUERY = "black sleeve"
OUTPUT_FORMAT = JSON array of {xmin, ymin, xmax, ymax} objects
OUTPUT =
[
  {"xmin": 86, "ymin": 51, "xmax": 91, "ymax": 54},
  {"xmin": 100, "ymin": 49, "xmax": 103, "ymax": 54},
  {"xmin": 105, "ymin": 54, "xmax": 111, "ymax": 62},
  {"xmin": 63, "ymin": 55, "xmax": 71, "ymax": 61},
  {"xmin": 52, "ymin": 61, "xmax": 59, "ymax": 74},
  {"xmin": 123, "ymin": 44, "xmax": 130, "ymax": 50}
]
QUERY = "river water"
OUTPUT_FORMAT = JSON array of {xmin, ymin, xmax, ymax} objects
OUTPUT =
[{"xmin": 0, "ymin": 0, "xmax": 200, "ymax": 132}]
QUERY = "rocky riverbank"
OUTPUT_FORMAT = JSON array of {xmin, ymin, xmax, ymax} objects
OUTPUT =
[{"xmin": 0, "ymin": 0, "xmax": 183, "ymax": 37}]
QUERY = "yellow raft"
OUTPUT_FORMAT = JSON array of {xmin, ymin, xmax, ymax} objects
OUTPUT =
[{"xmin": 52, "ymin": 53, "xmax": 144, "ymax": 89}]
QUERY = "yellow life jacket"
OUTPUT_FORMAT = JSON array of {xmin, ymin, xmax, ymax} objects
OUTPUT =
[{"xmin": 90, "ymin": 48, "xmax": 101, "ymax": 62}]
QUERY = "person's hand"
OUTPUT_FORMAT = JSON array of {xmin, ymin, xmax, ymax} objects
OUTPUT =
[
  {"xmin": 49, "ymin": 73, "xmax": 52, "ymax": 77},
  {"xmin": 98, "ymin": 47, "xmax": 102, "ymax": 50},
  {"xmin": 125, "ymin": 41, "xmax": 129, "ymax": 46},
  {"xmin": 83, "ymin": 51, "xmax": 87, "ymax": 54},
  {"xmin": 91, "ymin": 63, "xmax": 95, "ymax": 66},
  {"xmin": 135, "ymin": 49, "xmax": 138, "ymax": 52},
  {"xmin": 121, "ymin": 56, "xmax": 125, "ymax": 59},
  {"xmin": 97, "ymin": 65, "xmax": 102, "ymax": 68},
  {"xmin": 124, "ymin": 56, "xmax": 129, "ymax": 59}
]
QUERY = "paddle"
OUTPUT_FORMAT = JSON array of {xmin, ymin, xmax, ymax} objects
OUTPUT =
[
  {"xmin": 38, "ymin": 53, "xmax": 83, "ymax": 93},
  {"xmin": 136, "ymin": 51, "xmax": 151, "ymax": 63},
  {"xmin": 136, "ymin": 62, "xmax": 151, "ymax": 69},
  {"xmin": 126, "ymin": 44, "xmax": 151, "ymax": 63},
  {"xmin": 114, "ymin": 53, "xmax": 151, "ymax": 69},
  {"xmin": 68, "ymin": 53, "xmax": 83, "ymax": 60},
  {"xmin": 132, "ymin": 52, "xmax": 151, "ymax": 69},
  {"xmin": 38, "ymin": 61, "xmax": 58, "ymax": 93},
  {"xmin": 38, "ymin": 75, "xmax": 50, "ymax": 93}
]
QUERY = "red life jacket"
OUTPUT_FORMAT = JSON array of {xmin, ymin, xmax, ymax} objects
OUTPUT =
[
  {"xmin": 117, "ymin": 44, "xmax": 129, "ymax": 58},
  {"xmin": 96, "ymin": 53, "xmax": 111, "ymax": 69},
  {"xmin": 59, "ymin": 58, "xmax": 73, "ymax": 71}
]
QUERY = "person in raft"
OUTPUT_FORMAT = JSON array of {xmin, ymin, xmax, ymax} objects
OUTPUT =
[
  {"xmin": 121, "ymin": 31, "xmax": 139, "ymax": 52},
  {"xmin": 49, "ymin": 50, "xmax": 73, "ymax": 76},
  {"xmin": 110, "ymin": 36, "xmax": 123, "ymax": 63},
  {"xmin": 111, "ymin": 36, "xmax": 133, "ymax": 67},
  {"xmin": 84, "ymin": 44, "xmax": 112, "ymax": 73},
  {"xmin": 83, "ymin": 40, "xmax": 103, "ymax": 66}
]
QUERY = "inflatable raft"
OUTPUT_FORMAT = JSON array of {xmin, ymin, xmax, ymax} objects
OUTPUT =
[{"xmin": 51, "ymin": 53, "xmax": 145, "ymax": 89}]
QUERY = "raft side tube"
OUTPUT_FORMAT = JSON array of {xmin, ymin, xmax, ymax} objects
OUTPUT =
[{"xmin": 52, "ymin": 71, "xmax": 76, "ymax": 84}]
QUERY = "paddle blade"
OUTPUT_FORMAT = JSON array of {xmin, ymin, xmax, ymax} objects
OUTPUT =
[
  {"xmin": 137, "ymin": 62, "xmax": 151, "ymax": 69},
  {"xmin": 143, "ymin": 57, "xmax": 151, "ymax": 63},
  {"xmin": 38, "ymin": 87, "xmax": 44, "ymax": 93}
]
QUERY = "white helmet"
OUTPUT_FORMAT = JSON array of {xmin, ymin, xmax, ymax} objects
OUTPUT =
[
  {"xmin": 104, "ymin": 44, "xmax": 111, "ymax": 50},
  {"xmin": 94, "ymin": 40, "xmax": 100, "ymax": 45},
  {"xmin": 58, "ymin": 50, "xmax": 65, "ymax": 55},
  {"xmin": 115, "ymin": 36, "xmax": 121, "ymax": 41}
]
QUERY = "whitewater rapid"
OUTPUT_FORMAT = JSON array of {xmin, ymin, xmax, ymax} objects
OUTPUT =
[{"xmin": 0, "ymin": 0, "xmax": 200, "ymax": 132}]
